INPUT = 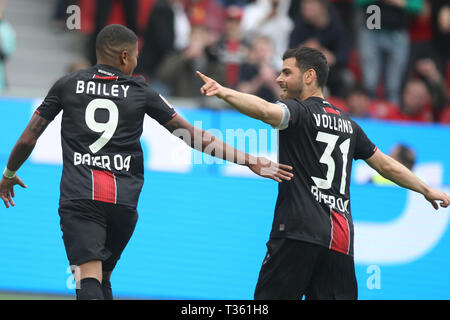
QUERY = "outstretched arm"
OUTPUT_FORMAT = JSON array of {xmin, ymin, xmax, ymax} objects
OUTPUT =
[
  {"xmin": 196, "ymin": 71, "xmax": 284, "ymax": 127},
  {"xmin": 163, "ymin": 114, "xmax": 293, "ymax": 182},
  {"xmin": 0, "ymin": 113, "xmax": 50, "ymax": 208},
  {"xmin": 365, "ymin": 149, "xmax": 450, "ymax": 210}
]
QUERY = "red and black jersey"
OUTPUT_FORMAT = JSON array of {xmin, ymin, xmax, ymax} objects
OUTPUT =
[
  {"xmin": 272, "ymin": 97, "xmax": 377, "ymax": 256},
  {"xmin": 36, "ymin": 64, "xmax": 177, "ymax": 208}
]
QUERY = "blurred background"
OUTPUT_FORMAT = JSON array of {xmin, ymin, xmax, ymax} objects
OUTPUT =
[{"xmin": 0, "ymin": 0, "xmax": 449, "ymax": 300}]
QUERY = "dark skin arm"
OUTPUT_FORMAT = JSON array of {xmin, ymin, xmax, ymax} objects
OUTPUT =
[
  {"xmin": 163, "ymin": 114, "xmax": 293, "ymax": 182},
  {"xmin": 0, "ymin": 113, "xmax": 50, "ymax": 208},
  {"xmin": 1, "ymin": 113, "xmax": 293, "ymax": 207}
]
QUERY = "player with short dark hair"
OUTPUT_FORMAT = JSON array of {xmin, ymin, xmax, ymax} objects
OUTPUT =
[
  {"xmin": 0, "ymin": 24, "xmax": 293, "ymax": 300},
  {"xmin": 197, "ymin": 46, "xmax": 450, "ymax": 299}
]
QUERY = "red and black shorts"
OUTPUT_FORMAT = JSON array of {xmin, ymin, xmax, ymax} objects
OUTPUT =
[
  {"xmin": 58, "ymin": 199, "xmax": 138, "ymax": 271},
  {"xmin": 254, "ymin": 238, "xmax": 357, "ymax": 300}
]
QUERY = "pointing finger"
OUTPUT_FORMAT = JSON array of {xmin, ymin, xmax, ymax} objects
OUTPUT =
[{"xmin": 195, "ymin": 71, "xmax": 209, "ymax": 83}]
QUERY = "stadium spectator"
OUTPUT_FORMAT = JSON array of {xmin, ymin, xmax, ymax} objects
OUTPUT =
[
  {"xmin": 86, "ymin": 0, "xmax": 138, "ymax": 65},
  {"xmin": 329, "ymin": 0, "xmax": 358, "ymax": 44},
  {"xmin": 396, "ymin": 78, "xmax": 433, "ymax": 122},
  {"xmin": 216, "ymin": 5, "xmax": 248, "ymax": 88},
  {"xmin": 342, "ymin": 85, "xmax": 401, "ymax": 121},
  {"xmin": 237, "ymin": 36, "xmax": 281, "ymax": 103},
  {"xmin": 413, "ymin": 58, "xmax": 449, "ymax": 121},
  {"xmin": 136, "ymin": 0, "xmax": 190, "ymax": 94},
  {"xmin": 356, "ymin": 0, "xmax": 424, "ymax": 105},
  {"xmin": 240, "ymin": 0, "xmax": 293, "ymax": 70},
  {"xmin": 157, "ymin": 25, "xmax": 226, "ymax": 98},
  {"xmin": 431, "ymin": 0, "xmax": 450, "ymax": 69},
  {"xmin": 345, "ymin": 85, "xmax": 372, "ymax": 118},
  {"xmin": 289, "ymin": 0, "xmax": 352, "ymax": 98},
  {"xmin": 371, "ymin": 144, "xmax": 417, "ymax": 185},
  {"xmin": 289, "ymin": 0, "xmax": 357, "ymax": 43},
  {"xmin": 407, "ymin": 0, "xmax": 442, "ymax": 76},
  {"xmin": 183, "ymin": 0, "xmax": 226, "ymax": 45},
  {"xmin": 0, "ymin": 1, "xmax": 15, "ymax": 94}
]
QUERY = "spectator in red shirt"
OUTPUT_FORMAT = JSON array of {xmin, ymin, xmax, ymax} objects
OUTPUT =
[
  {"xmin": 395, "ymin": 78, "xmax": 433, "ymax": 122},
  {"xmin": 184, "ymin": 0, "xmax": 226, "ymax": 45},
  {"xmin": 216, "ymin": 6, "xmax": 248, "ymax": 89}
]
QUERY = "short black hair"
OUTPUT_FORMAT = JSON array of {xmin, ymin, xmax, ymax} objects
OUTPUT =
[
  {"xmin": 96, "ymin": 24, "xmax": 138, "ymax": 60},
  {"xmin": 282, "ymin": 46, "xmax": 329, "ymax": 88}
]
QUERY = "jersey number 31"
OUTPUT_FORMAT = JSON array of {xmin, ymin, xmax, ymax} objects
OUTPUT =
[{"xmin": 312, "ymin": 131, "xmax": 350, "ymax": 195}]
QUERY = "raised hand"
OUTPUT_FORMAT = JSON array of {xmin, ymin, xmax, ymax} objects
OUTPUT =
[{"xmin": 196, "ymin": 71, "xmax": 226, "ymax": 98}]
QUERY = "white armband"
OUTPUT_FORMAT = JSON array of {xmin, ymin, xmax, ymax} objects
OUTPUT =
[
  {"xmin": 271, "ymin": 102, "xmax": 291, "ymax": 130},
  {"xmin": 3, "ymin": 167, "xmax": 16, "ymax": 179}
]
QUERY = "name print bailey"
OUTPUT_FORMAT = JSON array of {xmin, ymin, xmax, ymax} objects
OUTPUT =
[{"xmin": 75, "ymin": 80, "xmax": 130, "ymax": 98}]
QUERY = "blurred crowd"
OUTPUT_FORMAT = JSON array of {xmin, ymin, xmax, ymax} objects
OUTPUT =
[{"xmin": 57, "ymin": 0, "xmax": 450, "ymax": 124}]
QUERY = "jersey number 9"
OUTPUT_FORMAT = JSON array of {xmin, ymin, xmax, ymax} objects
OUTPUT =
[{"xmin": 85, "ymin": 98, "xmax": 119, "ymax": 153}]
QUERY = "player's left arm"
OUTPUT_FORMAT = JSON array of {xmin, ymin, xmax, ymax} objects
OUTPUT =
[
  {"xmin": 196, "ymin": 71, "xmax": 285, "ymax": 127},
  {"xmin": 365, "ymin": 149, "xmax": 450, "ymax": 210},
  {"xmin": 0, "ymin": 112, "xmax": 50, "ymax": 208},
  {"xmin": 163, "ymin": 114, "xmax": 293, "ymax": 182}
]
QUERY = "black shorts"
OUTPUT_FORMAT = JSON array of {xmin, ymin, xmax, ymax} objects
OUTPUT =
[
  {"xmin": 58, "ymin": 199, "xmax": 138, "ymax": 271},
  {"xmin": 254, "ymin": 238, "xmax": 357, "ymax": 300}
]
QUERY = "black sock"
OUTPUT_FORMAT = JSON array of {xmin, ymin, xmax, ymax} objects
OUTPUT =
[
  {"xmin": 76, "ymin": 277, "xmax": 104, "ymax": 300},
  {"xmin": 101, "ymin": 279, "xmax": 113, "ymax": 300}
]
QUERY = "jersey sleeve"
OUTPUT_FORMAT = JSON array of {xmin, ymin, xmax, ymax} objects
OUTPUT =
[
  {"xmin": 353, "ymin": 121, "xmax": 377, "ymax": 160},
  {"xmin": 145, "ymin": 87, "xmax": 177, "ymax": 125},
  {"xmin": 276, "ymin": 98, "xmax": 307, "ymax": 130},
  {"xmin": 35, "ymin": 77, "xmax": 64, "ymax": 121}
]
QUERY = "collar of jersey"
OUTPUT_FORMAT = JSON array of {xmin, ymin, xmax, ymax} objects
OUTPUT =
[
  {"xmin": 94, "ymin": 64, "xmax": 125, "ymax": 76},
  {"xmin": 306, "ymin": 96, "xmax": 325, "ymax": 103}
]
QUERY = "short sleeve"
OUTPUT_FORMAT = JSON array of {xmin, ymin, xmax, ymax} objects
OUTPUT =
[
  {"xmin": 271, "ymin": 102, "xmax": 291, "ymax": 130},
  {"xmin": 353, "ymin": 121, "xmax": 377, "ymax": 160},
  {"xmin": 35, "ymin": 77, "xmax": 64, "ymax": 121},
  {"xmin": 276, "ymin": 98, "xmax": 307, "ymax": 129},
  {"xmin": 145, "ymin": 88, "xmax": 177, "ymax": 125}
]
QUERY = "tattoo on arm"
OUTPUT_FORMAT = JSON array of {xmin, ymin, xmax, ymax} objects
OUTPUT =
[
  {"xmin": 26, "ymin": 114, "xmax": 49, "ymax": 137},
  {"xmin": 165, "ymin": 118, "xmax": 182, "ymax": 133}
]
